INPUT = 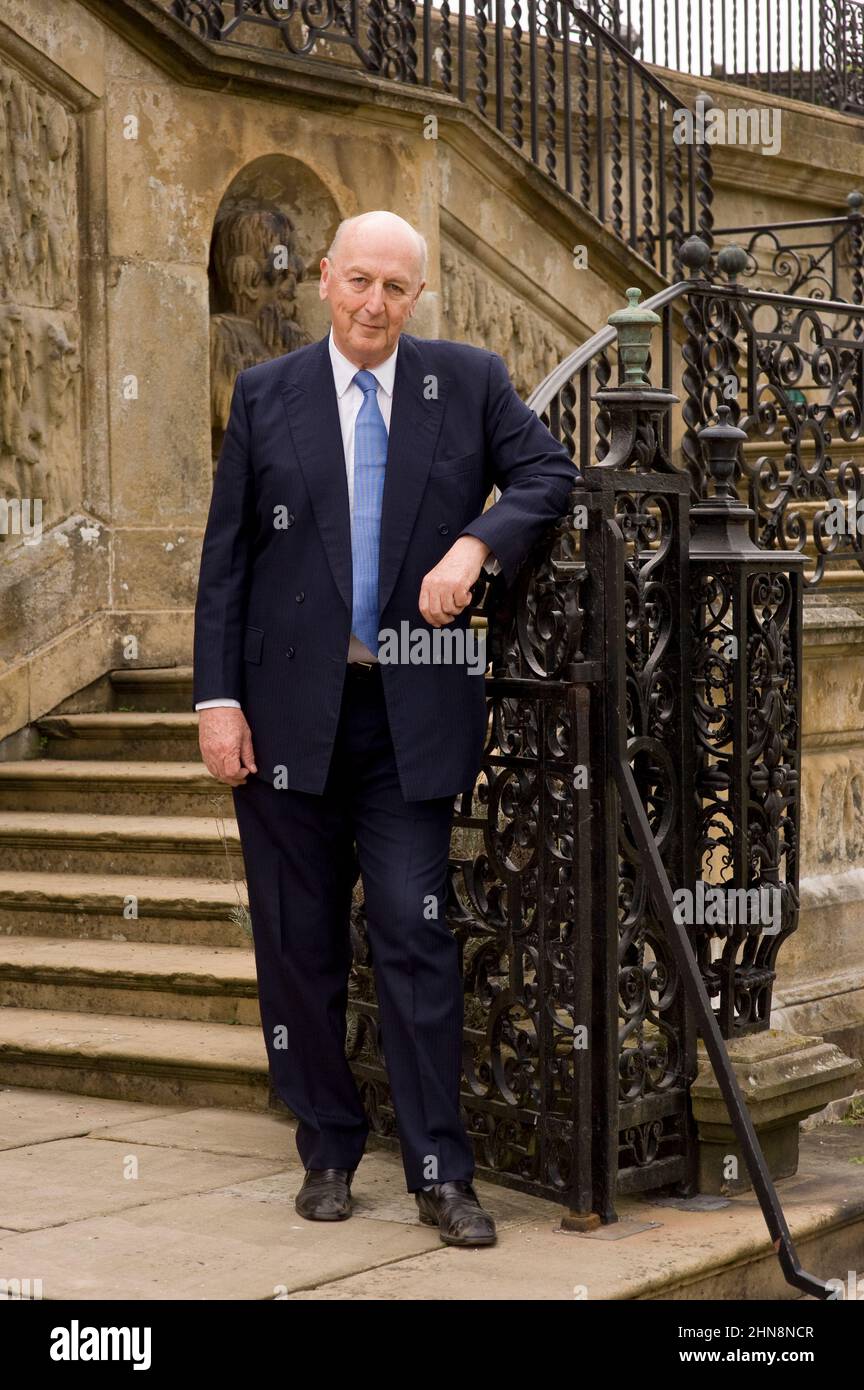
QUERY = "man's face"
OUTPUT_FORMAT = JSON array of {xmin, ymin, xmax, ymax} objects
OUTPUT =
[{"xmin": 319, "ymin": 231, "xmax": 425, "ymax": 367}]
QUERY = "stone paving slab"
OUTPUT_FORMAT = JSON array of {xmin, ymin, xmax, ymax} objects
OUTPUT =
[
  {"xmin": 0, "ymin": 1136, "xmax": 288, "ymax": 1231},
  {"xmin": 0, "ymin": 1086, "xmax": 184, "ymax": 1151},
  {"xmin": 284, "ymin": 1170, "xmax": 864, "ymax": 1303},
  {"xmin": 87, "ymin": 1102, "xmax": 298, "ymax": 1161},
  {"xmin": 80, "ymin": 1104, "xmax": 586, "ymax": 1229},
  {"xmin": 231, "ymin": 1166, "xmax": 549, "ymax": 1228}
]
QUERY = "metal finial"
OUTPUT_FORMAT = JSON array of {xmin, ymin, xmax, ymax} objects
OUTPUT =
[{"xmin": 607, "ymin": 287, "xmax": 661, "ymax": 386}]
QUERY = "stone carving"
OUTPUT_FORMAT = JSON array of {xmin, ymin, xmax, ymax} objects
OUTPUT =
[
  {"xmin": 440, "ymin": 242, "xmax": 571, "ymax": 398},
  {"xmin": 0, "ymin": 63, "xmax": 79, "ymax": 539},
  {"xmin": 209, "ymin": 197, "xmax": 313, "ymax": 456},
  {"xmin": 0, "ymin": 66, "xmax": 76, "ymax": 308},
  {"xmin": 0, "ymin": 305, "xmax": 80, "ymax": 513}
]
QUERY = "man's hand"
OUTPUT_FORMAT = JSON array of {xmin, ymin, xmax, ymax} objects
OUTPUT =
[
  {"xmin": 419, "ymin": 535, "xmax": 491, "ymax": 627},
  {"xmin": 198, "ymin": 707, "xmax": 258, "ymax": 786}
]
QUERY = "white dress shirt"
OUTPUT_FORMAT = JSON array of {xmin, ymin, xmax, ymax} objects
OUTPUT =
[{"xmin": 196, "ymin": 327, "xmax": 498, "ymax": 710}]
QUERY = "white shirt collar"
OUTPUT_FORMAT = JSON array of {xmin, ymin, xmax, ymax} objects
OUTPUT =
[{"xmin": 328, "ymin": 325, "xmax": 400, "ymax": 398}]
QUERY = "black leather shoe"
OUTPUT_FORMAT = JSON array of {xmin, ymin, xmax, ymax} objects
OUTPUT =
[
  {"xmin": 295, "ymin": 1167, "xmax": 355, "ymax": 1221},
  {"xmin": 415, "ymin": 1180, "xmax": 497, "ymax": 1246}
]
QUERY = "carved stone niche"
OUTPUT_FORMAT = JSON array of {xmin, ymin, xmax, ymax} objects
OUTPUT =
[
  {"xmin": 208, "ymin": 155, "xmax": 341, "ymax": 463},
  {"xmin": 0, "ymin": 61, "xmax": 80, "ymax": 545}
]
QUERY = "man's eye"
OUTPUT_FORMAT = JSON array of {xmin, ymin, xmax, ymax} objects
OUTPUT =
[
  {"xmin": 350, "ymin": 276, "xmax": 367, "ymax": 286},
  {"xmin": 387, "ymin": 284, "xmax": 404, "ymax": 294}
]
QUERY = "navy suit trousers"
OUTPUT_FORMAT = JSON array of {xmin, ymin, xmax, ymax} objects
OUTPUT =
[{"xmin": 231, "ymin": 663, "xmax": 475, "ymax": 1191}]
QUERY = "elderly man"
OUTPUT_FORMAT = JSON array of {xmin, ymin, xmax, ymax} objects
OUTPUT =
[{"xmin": 193, "ymin": 210, "xmax": 579, "ymax": 1247}]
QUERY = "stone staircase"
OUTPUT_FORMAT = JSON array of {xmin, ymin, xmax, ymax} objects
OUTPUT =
[{"xmin": 0, "ymin": 669, "xmax": 272, "ymax": 1110}]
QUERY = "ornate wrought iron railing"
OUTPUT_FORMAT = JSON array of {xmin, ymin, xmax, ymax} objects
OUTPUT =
[
  {"xmin": 533, "ymin": 235, "xmax": 864, "ymax": 590},
  {"xmin": 523, "ymin": 245, "xmax": 864, "ymax": 1120},
  {"xmin": 164, "ymin": 0, "xmax": 713, "ymax": 275},
  {"xmin": 710, "ymin": 191, "xmax": 864, "ymax": 302},
  {"xmin": 587, "ymin": 0, "xmax": 864, "ymax": 113},
  {"xmin": 677, "ymin": 237, "xmax": 864, "ymax": 593}
]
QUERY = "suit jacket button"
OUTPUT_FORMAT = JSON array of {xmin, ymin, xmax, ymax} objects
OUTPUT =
[
  {"xmin": 438, "ymin": 523, "xmax": 450, "ymax": 535},
  {"xmin": 295, "ymin": 591, "xmax": 304, "ymax": 602},
  {"xmin": 287, "ymin": 513, "xmax": 295, "ymax": 526},
  {"xmin": 286, "ymin": 646, "xmax": 295, "ymax": 658}
]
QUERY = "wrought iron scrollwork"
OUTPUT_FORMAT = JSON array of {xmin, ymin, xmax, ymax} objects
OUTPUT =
[
  {"xmin": 689, "ymin": 408, "xmax": 805, "ymax": 1038},
  {"xmin": 603, "ymin": 405, "xmax": 695, "ymax": 1189},
  {"xmin": 170, "ymin": 0, "xmax": 225, "ymax": 37},
  {"xmin": 683, "ymin": 280, "xmax": 864, "ymax": 587},
  {"xmin": 170, "ymin": 0, "xmax": 374, "ymax": 65},
  {"xmin": 367, "ymin": 0, "xmax": 418, "ymax": 79}
]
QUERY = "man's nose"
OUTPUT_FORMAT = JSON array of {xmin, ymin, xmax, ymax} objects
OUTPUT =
[{"xmin": 364, "ymin": 282, "xmax": 386, "ymax": 315}]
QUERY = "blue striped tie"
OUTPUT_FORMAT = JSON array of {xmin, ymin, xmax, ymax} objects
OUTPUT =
[{"xmin": 351, "ymin": 368, "xmax": 388, "ymax": 654}]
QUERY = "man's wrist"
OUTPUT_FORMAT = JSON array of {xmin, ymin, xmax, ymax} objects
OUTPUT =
[{"xmin": 453, "ymin": 534, "xmax": 492, "ymax": 566}]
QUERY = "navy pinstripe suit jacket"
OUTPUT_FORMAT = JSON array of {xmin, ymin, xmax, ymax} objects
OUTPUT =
[{"xmin": 192, "ymin": 330, "xmax": 580, "ymax": 800}]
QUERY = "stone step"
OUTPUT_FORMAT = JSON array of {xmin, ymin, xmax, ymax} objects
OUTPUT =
[
  {"xmin": 0, "ymin": 812, "xmax": 245, "ymax": 879},
  {"xmin": 0, "ymin": 871, "xmax": 250, "ymax": 946},
  {"xmin": 0, "ymin": 1008, "xmax": 270, "ymax": 1109},
  {"xmin": 36, "ymin": 713, "xmax": 200, "ymax": 761},
  {"xmin": 110, "ymin": 666, "xmax": 194, "ymax": 712},
  {"xmin": 0, "ymin": 937, "xmax": 259, "ymax": 1024},
  {"xmin": 0, "ymin": 760, "xmax": 234, "ymax": 817}
]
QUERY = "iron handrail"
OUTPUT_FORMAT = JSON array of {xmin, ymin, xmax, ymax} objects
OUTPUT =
[
  {"xmin": 569, "ymin": 3, "xmax": 697, "ymax": 112},
  {"xmin": 712, "ymin": 215, "xmax": 858, "ymax": 235}
]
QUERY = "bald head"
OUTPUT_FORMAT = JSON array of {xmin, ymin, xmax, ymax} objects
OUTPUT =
[
  {"xmin": 327, "ymin": 211, "xmax": 427, "ymax": 284},
  {"xmin": 319, "ymin": 210, "xmax": 428, "ymax": 368}
]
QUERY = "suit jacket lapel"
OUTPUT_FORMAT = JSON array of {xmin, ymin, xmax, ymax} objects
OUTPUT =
[
  {"xmin": 378, "ymin": 333, "xmax": 447, "ymax": 617},
  {"xmin": 279, "ymin": 335, "xmax": 353, "ymax": 614},
  {"xmin": 277, "ymin": 331, "xmax": 447, "ymax": 623}
]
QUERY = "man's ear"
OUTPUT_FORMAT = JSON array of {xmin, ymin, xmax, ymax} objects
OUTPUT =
[{"xmin": 409, "ymin": 279, "xmax": 427, "ymax": 317}]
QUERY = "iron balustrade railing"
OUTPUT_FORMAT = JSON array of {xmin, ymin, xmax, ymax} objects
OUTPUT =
[
  {"xmin": 708, "ymin": 191, "xmax": 864, "ymax": 302},
  {"xmin": 529, "ymin": 250, "xmax": 864, "ymax": 1025},
  {"xmin": 678, "ymin": 240, "xmax": 864, "ymax": 592},
  {"xmin": 531, "ymin": 237, "xmax": 864, "ymax": 590},
  {"xmin": 164, "ymin": 0, "xmax": 713, "ymax": 275},
  {"xmin": 587, "ymin": 0, "xmax": 864, "ymax": 113}
]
